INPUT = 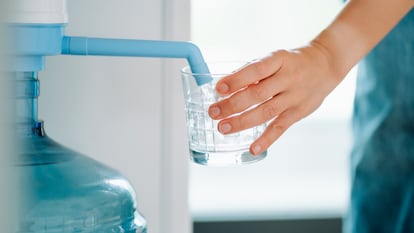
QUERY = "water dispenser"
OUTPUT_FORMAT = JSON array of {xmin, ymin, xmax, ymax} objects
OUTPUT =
[{"xmin": 8, "ymin": 0, "xmax": 210, "ymax": 232}]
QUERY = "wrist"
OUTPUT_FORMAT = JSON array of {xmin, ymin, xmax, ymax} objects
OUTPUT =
[{"xmin": 310, "ymin": 23, "xmax": 361, "ymax": 82}]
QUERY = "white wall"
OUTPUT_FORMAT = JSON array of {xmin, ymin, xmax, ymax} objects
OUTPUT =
[
  {"xmin": 39, "ymin": 1, "xmax": 191, "ymax": 233},
  {"xmin": 1, "ymin": 1, "xmax": 16, "ymax": 231}
]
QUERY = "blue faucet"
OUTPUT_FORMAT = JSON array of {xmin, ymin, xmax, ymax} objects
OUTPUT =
[{"xmin": 10, "ymin": 23, "xmax": 211, "ymax": 85}]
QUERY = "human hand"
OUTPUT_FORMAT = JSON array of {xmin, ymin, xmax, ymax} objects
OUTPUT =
[{"xmin": 208, "ymin": 45, "xmax": 343, "ymax": 155}]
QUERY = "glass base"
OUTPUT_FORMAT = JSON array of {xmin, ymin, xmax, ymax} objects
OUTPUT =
[{"xmin": 190, "ymin": 149, "xmax": 267, "ymax": 166}]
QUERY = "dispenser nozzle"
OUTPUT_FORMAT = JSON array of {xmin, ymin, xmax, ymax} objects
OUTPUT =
[{"xmin": 62, "ymin": 36, "xmax": 212, "ymax": 86}]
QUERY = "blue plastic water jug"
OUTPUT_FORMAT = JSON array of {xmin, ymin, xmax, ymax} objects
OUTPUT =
[{"xmin": 15, "ymin": 72, "xmax": 147, "ymax": 233}]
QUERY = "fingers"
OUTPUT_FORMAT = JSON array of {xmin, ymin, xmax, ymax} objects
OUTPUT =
[
  {"xmin": 213, "ymin": 94, "xmax": 303, "ymax": 155},
  {"xmin": 249, "ymin": 108, "xmax": 302, "ymax": 155},
  {"xmin": 215, "ymin": 92, "xmax": 290, "ymax": 134},
  {"xmin": 209, "ymin": 72, "xmax": 288, "ymax": 119},
  {"xmin": 215, "ymin": 51, "xmax": 286, "ymax": 96}
]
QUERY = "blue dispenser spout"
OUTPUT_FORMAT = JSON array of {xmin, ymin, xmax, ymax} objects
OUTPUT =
[
  {"xmin": 61, "ymin": 36, "xmax": 211, "ymax": 85},
  {"xmin": 10, "ymin": 24, "xmax": 212, "ymax": 85}
]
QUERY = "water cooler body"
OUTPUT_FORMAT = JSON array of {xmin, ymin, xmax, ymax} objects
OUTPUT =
[{"xmin": 12, "ymin": 19, "xmax": 148, "ymax": 233}]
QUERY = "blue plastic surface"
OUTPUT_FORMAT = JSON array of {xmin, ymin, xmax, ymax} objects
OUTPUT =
[
  {"xmin": 15, "ymin": 72, "xmax": 147, "ymax": 233},
  {"xmin": 10, "ymin": 24, "xmax": 211, "ymax": 84},
  {"xmin": 61, "ymin": 36, "xmax": 212, "ymax": 85},
  {"xmin": 9, "ymin": 24, "xmax": 64, "ymax": 71}
]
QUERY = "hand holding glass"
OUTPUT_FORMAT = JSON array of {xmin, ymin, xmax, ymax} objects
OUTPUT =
[{"xmin": 181, "ymin": 62, "xmax": 267, "ymax": 165}]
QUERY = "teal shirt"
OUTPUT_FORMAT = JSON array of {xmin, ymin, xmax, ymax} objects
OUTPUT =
[{"xmin": 344, "ymin": 8, "xmax": 414, "ymax": 233}]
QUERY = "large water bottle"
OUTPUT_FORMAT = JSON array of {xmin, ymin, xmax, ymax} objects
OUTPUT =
[{"xmin": 15, "ymin": 72, "xmax": 147, "ymax": 233}]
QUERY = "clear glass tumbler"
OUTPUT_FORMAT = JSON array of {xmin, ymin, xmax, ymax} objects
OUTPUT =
[{"xmin": 181, "ymin": 62, "xmax": 267, "ymax": 166}]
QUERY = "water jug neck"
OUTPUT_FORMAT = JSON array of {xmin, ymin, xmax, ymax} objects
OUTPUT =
[{"xmin": 14, "ymin": 71, "xmax": 43, "ymax": 137}]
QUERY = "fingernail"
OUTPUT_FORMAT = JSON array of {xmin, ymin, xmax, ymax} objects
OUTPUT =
[
  {"xmin": 217, "ymin": 83, "xmax": 229, "ymax": 94},
  {"xmin": 219, "ymin": 122, "xmax": 232, "ymax": 133},
  {"xmin": 251, "ymin": 144, "xmax": 262, "ymax": 155},
  {"xmin": 209, "ymin": 106, "xmax": 221, "ymax": 118}
]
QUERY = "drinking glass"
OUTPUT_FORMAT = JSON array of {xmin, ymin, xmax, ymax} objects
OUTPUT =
[{"xmin": 181, "ymin": 62, "xmax": 267, "ymax": 165}]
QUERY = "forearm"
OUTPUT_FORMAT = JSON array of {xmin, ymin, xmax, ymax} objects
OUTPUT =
[{"xmin": 312, "ymin": 0, "xmax": 414, "ymax": 79}]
